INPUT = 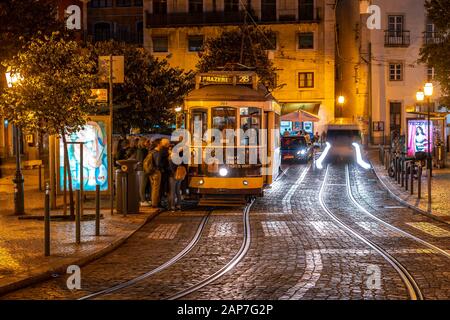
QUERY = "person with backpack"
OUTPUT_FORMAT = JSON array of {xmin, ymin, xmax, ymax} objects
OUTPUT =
[
  {"xmin": 168, "ymin": 146, "xmax": 186, "ymax": 212},
  {"xmin": 144, "ymin": 138, "xmax": 162, "ymax": 209}
]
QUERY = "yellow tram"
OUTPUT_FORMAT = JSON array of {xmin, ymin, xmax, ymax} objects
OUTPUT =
[{"xmin": 178, "ymin": 71, "xmax": 281, "ymax": 206}]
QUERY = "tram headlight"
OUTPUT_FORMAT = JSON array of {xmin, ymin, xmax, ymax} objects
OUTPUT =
[
  {"xmin": 198, "ymin": 179, "xmax": 204, "ymax": 185},
  {"xmin": 243, "ymin": 180, "xmax": 249, "ymax": 186},
  {"xmin": 297, "ymin": 149, "xmax": 306, "ymax": 156},
  {"xmin": 219, "ymin": 168, "xmax": 228, "ymax": 177}
]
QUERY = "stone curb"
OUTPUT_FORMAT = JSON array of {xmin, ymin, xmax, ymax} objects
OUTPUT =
[
  {"xmin": 368, "ymin": 158, "xmax": 450, "ymax": 227},
  {"xmin": 0, "ymin": 209, "xmax": 162, "ymax": 297}
]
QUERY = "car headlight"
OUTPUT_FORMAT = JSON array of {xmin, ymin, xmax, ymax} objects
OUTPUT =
[
  {"xmin": 219, "ymin": 168, "xmax": 228, "ymax": 177},
  {"xmin": 297, "ymin": 149, "xmax": 306, "ymax": 155}
]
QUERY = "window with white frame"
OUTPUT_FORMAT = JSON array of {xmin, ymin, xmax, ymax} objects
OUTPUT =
[
  {"xmin": 389, "ymin": 63, "xmax": 403, "ymax": 81},
  {"xmin": 427, "ymin": 67, "xmax": 435, "ymax": 81}
]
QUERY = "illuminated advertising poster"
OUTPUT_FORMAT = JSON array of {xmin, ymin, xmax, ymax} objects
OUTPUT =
[
  {"xmin": 59, "ymin": 120, "xmax": 109, "ymax": 191},
  {"xmin": 407, "ymin": 119, "xmax": 433, "ymax": 157}
]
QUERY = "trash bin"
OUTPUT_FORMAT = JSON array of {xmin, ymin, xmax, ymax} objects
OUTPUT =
[{"xmin": 115, "ymin": 159, "xmax": 140, "ymax": 214}]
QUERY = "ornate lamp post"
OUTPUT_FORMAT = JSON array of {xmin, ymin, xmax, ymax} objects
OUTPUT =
[
  {"xmin": 5, "ymin": 70, "xmax": 25, "ymax": 215},
  {"xmin": 424, "ymin": 82, "xmax": 433, "ymax": 211}
]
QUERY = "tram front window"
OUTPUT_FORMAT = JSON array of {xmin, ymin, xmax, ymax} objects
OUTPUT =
[
  {"xmin": 212, "ymin": 107, "xmax": 237, "ymax": 143},
  {"xmin": 240, "ymin": 107, "xmax": 261, "ymax": 146},
  {"xmin": 191, "ymin": 109, "xmax": 207, "ymax": 143}
]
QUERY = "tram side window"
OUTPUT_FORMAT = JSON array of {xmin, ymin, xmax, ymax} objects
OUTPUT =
[
  {"xmin": 191, "ymin": 109, "xmax": 207, "ymax": 143},
  {"xmin": 212, "ymin": 107, "xmax": 236, "ymax": 144},
  {"xmin": 240, "ymin": 107, "xmax": 261, "ymax": 146}
]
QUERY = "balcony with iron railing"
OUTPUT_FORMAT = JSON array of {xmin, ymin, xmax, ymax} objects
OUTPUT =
[
  {"xmin": 87, "ymin": 30, "xmax": 143, "ymax": 45},
  {"xmin": 424, "ymin": 31, "xmax": 446, "ymax": 45},
  {"xmin": 384, "ymin": 30, "xmax": 410, "ymax": 47},
  {"xmin": 145, "ymin": 8, "xmax": 321, "ymax": 28}
]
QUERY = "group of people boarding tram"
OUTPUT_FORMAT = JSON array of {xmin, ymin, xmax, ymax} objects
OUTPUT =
[{"xmin": 115, "ymin": 136, "xmax": 187, "ymax": 212}]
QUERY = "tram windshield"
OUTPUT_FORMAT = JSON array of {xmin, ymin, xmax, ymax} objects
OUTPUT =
[
  {"xmin": 212, "ymin": 107, "xmax": 237, "ymax": 142},
  {"xmin": 240, "ymin": 107, "xmax": 261, "ymax": 146},
  {"xmin": 191, "ymin": 109, "xmax": 207, "ymax": 143}
]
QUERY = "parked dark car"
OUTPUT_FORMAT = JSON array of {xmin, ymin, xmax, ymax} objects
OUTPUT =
[{"xmin": 281, "ymin": 136, "xmax": 313, "ymax": 163}]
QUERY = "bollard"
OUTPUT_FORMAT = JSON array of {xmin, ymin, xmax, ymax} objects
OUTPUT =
[
  {"xmin": 405, "ymin": 162, "xmax": 409, "ymax": 191},
  {"xmin": 44, "ymin": 183, "xmax": 50, "ymax": 256},
  {"xmin": 95, "ymin": 184, "xmax": 100, "ymax": 236},
  {"xmin": 121, "ymin": 174, "xmax": 128, "ymax": 216},
  {"xmin": 75, "ymin": 190, "xmax": 81, "ymax": 244},
  {"xmin": 38, "ymin": 165, "xmax": 43, "ymax": 192},
  {"xmin": 418, "ymin": 164, "xmax": 422, "ymax": 199},
  {"xmin": 401, "ymin": 159, "xmax": 405, "ymax": 188}
]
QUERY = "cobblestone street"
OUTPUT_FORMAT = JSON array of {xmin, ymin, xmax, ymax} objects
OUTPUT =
[{"xmin": 2, "ymin": 162, "xmax": 450, "ymax": 300}]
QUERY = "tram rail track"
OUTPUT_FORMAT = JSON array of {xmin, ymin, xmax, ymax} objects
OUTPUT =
[
  {"xmin": 346, "ymin": 164, "xmax": 450, "ymax": 260},
  {"xmin": 79, "ymin": 210, "xmax": 213, "ymax": 300},
  {"xmin": 166, "ymin": 199, "xmax": 255, "ymax": 300},
  {"xmin": 79, "ymin": 199, "xmax": 255, "ymax": 300},
  {"xmin": 319, "ymin": 164, "xmax": 424, "ymax": 300}
]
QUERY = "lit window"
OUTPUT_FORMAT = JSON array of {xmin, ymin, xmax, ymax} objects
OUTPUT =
[
  {"xmin": 298, "ymin": 72, "xmax": 314, "ymax": 88},
  {"xmin": 427, "ymin": 67, "xmax": 435, "ymax": 81}
]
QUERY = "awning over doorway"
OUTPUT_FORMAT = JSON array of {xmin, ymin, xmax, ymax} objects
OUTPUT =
[
  {"xmin": 281, "ymin": 102, "xmax": 321, "ymax": 116},
  {"xmin": 281, "ymin": 110, "xmax": 320, "ymax": 123}
]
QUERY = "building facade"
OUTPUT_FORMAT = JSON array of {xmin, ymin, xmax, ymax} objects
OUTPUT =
[
  {"xmin": 337, "ymin": 0, "xmax": 444, "ymax": 145},
  {"xmin": 87, "ymin": 0, "xmax": 144, "ymax": 44},
  {"xmin": 143, "ymin": 0, "xmax": 336, "ymax": 133}
]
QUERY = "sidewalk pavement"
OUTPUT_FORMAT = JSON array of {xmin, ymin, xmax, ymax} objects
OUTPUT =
[
  {"xmin": 0, "ymin": 167, "xmax": 159, "ymax": 296},
  {"xmin": 368, "ymin": 149, "xmax": 450, "ymax": 224}
]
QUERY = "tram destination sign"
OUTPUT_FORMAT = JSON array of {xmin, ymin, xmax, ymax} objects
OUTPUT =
[{"xmin": 199, "ymin": 73, "xmax": 254, "ymax": 87}]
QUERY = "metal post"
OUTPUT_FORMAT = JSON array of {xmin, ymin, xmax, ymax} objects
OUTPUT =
[
  {"xmin": 405, "ymin": 161, "xmax": 409, "ymax": 191},
  {"xmin": 63, "ymin": 157, "xmax": 67, "ymax": 215},
  {"xmin": 401, "ymin": 158, "xmax": 405, "ymax": 188},
  {"xmin": 44, "ymin": 183, "xmax": 50, "ymax": 256},
  {"xmin": 75, "ymin": 190, "xmax": 81, "ymax": 244},
  {"xmin": 38, "ymin": 164, "xmax": 42, "ymax": 192},
  {"xmin": 109, "ymin": 55, "xmax": 114, "ymax": 216},
  {"xmin": 80, "ymin": 143, "xmax": 84, "ymax": 217},
  {"xmin": 95, "ymin": 185, "xmax": 100, "ymax": 236},
  {"xmin": 122, "ymin": 173, "xmax": 127, "ymax": 216},
  {"xmin": 427, "ymin": 97, "xmax": 432, "ymax": 211},
  {"xmin": 410, "ymin": 162, "xmax": 414, "ymax": 195},
  {"xmin": 418, "ymin": 164, "xmax": 422, "ymax": 199},
  {"xmin": 13, "ymin": 125, "xmax": 25, "ymax": 215}
]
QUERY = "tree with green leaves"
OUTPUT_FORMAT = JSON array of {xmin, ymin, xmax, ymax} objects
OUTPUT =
[
  {"xmin": 197, "ymin": 24, "xmax": 277, "ymax": 89},
  {"xmin": 0, "ymin": 32, "xmax": 97, "ymax": 215},
  {"xmin": 0, "ymin": 0, "xmax": 64, "ymax": 86},
  {"xmin": 420, "ymin": 0, "xmax": 450, "ymax": 106},
  {"xmin": 91, "ymin": 41, "xmax": 195, "ymax": 135}
]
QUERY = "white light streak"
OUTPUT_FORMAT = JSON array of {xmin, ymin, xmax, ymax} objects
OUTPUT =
[
  {"xmin": 316, "ymin": 142, "xmax": 331, "ymax": 169},
  {"xmin": 352, "ymin": 143, "xmax": 371, "ymax": 169}
]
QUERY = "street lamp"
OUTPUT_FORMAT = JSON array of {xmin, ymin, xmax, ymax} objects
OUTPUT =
[
  {"xmin": 337, "ymin": 95, "xmax": 345, "ymax": 117},
  {"xmin": 5, "ymin": 70, "xmax": 25, "ymax": 215},
  {"xmin": 424, "ymin": 82, "xmax": 433, "ymax": 211}
]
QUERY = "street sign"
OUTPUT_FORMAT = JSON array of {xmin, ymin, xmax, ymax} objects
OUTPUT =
[
  {"xmin": 90, "ymin": 89, "xmax": 108, "ymax": 103},
  {"xmin": 98, "ymin": 56, "xmax": 124, "ymax": 83}
]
